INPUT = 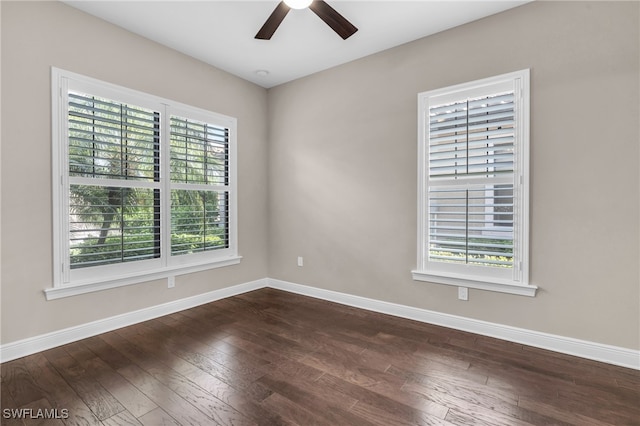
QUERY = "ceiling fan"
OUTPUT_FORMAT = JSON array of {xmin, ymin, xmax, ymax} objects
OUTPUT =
[{"xmin": 255, "ymin": 0, "xmax": 358, "ymax": 40}]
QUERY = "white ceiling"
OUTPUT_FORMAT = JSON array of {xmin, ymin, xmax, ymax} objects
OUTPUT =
[{"xmin": 63, "ymin": 0, "xmax": 530, "ymax": 88}]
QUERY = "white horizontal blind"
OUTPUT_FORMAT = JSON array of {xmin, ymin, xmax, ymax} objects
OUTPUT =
[
  {"xmin": 67, "ymin": 92, "xmax": 161, "ymax": 268},
  {"xmin": 429, "ymin": 92, "xmax": 514, "ymax": 179},
  {"xmin": 416, "ymin": 69, "xmax": 530, "ymax": 291},
  {"xmin": 169, "ymin": 116, "xmax": 230, "ymax": 256},
  {"xmin": 428, "ymin": 185, "xmax": 514, "ymax": 267},
  {"xmin": 53, "ymin": 68, "xmax": 239, "ymax": 290},
  {"xmin": 427, "ymin": 90, "xmax": 516, "ymax": 269},
  {"xmin": 170, "ymin": 117, "xmax": 229, "ymax": 185}
]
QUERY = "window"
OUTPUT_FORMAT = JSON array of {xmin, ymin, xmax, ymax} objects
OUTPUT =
[
  {"xmin": 413, "ymin": 69, "xmax": 536, "ymax": 296},
  {"xmin": 48, "ymin": 68, "xmax": 239, "ymax": 299}
]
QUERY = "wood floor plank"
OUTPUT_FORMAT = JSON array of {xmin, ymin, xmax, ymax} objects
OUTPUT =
[
  {"xmin": 224, "ymin": 322, "xmax": 311, "ymax": 361},
  {"xmin": 270, "ymin": 358, "xmax": 325, "ymax": 382},
  {"xmin": 262, "ymin": 364, "xmax": 354, "ymax": 409},
  {"xmin": 20, "ymin": 353, "xmax": 102, "ymax": 426},
  {"xmin": 297, "ymin": 342, "xmax": 392, "ymax": 387},
  {"xmin": 402, "ymin": 380, "xmax": 533, "ymax": 426},
  {"xmin": 616, "ymin": 375, "xmax": 640, "ymax": 394},
  {"xmin": 558, "ymin": 380, "xmax": 640, "ymax": 417},
  {"xmin": 137, "ymin": 407, "xmax": 180, "ymax": 426},
  {"xmin": 167, "ymin": 360, "xmax": 288, "ymax": 426},
  {"xmin": 42, "ymin": 347, "xmax": 125, "ymax": 421},
  {"xmin": 80, "ymin": 356, "xmax": 158, "ymax": 418},
  {"xmin": 350, "ymin": 399, "xmax": 455, "ymax": 426},
  {"xmin": 101, "ymin": 409, "xmax": 143, "ymax": 426},
  {"xmin": 140, "ymin": 363, "xmax": 257, "ymax": 426},
  {"xmin": 315, "ymin": 371, "xmax": 449, "ymax": 422},
  {"xmin": 135, "ymin": 332, "xmax": 261, "ymax": 392},
  {"xmin": 138, "ymin": 320, "xmax": 270, "ymax": 379},
  {"xmin": 102, "ymin": 327, "xmax": 260, "ymax": 426},
  {"xmin": 220, "ymin": 333, "xmax": 298, "ymax": 366},
  {"xmin": 116, "ymin": 364, "xmax": 214, "ymax": 426},
  {"xmin": 168, "ymin": 352, "xmax": 272, "ymax": 403},
  {"xmin": 1, "ymin": 358, "xmax": 46, "ymax": 407},
  {"xmin": 520, "ymin": 387, "xmax": 638, "ymax": 425},
  {"xmin": 81, "ymin": 335, "xmax": 133, "ymax": 371},
  {"xmin": 386, "ymin": 360, "xmax": 488, "ymax": 389},
  {"xmin": 522, "ymin": 344, "xmax": 640, "ymax": 383},
  {"xmin": 406, "ymin": 367, "xmax": 520, "ymax": 410},
  {"xmin": 517, "ymin": 395, "xmax": 617, "ymax": 426},
  {"xmin": 444, "ymin": 406, "xmax": 535, "ymax": 426},
  {"xmin": 259, "ymin": 392, "xmax": 328, "ymax": 426},
  {"xmin": 0, "ymin": 384, "xmax": 25, "ymax": 426},
  {"xmin": 14, "ymin": 398, "xmax": 65, "ymax": 426},
  {"xmin": 2, "ymin": 288, "xmax": 638, "ymax": 426},
  {"xmin": 257, "ymin": 374, "xmax": 375, "ymax": 426}
]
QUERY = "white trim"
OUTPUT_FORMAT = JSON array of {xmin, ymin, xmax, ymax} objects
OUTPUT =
[
  {"xmin": 50, "ymin": 67, "xmax": 239, "ymax": 291},
  {"xmin": 416, "ymin": 69, "xmax": 531, "ymax": 292},
  {"xmin": 2, "ymin": 278, "xmax": 266, "ymax": 363},
  {"xmin": 2, "ymin": 277, "xmax": 637, "ymax": 370},
  {"xmin": 44, "ymin": 256, "xmax": 242, "ymax": 300},
  {"xmin": 268, "ymin": 278, "xmax": 639, "ymax": 370},
  {"xmin": 411, "ymin": 270, "xmax": 537, "ymax": 297}
]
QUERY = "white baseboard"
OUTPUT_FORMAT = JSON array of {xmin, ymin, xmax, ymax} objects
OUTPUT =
[
  {"xmin": 0, "ymin": 279, "xmax": 266, "ymax": 363},
  {"xmin": 2, "ymin": 276, "xmax": 638, "ymax": 370},
  {"xmin": 267, "ymin": 278, "xmax": 640, "ymax": 370}
]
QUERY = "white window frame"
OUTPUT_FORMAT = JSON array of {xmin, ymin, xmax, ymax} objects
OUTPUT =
[
  {"xmin": 412, "ymin": 69, "xmax": 537, "ymax": 297},
  {"xmin": 47, "ymin": 68, "xmax": 240, "ymax": 300}
]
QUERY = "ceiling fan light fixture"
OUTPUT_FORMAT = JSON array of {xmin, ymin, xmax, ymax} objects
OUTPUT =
[
  {"xmin": 284, "ymin": 0, "xmax": 313, "ymax": 10},
  {"xmin": 255, "ymin": 0, "xmax": 357, "ymax": 40}
]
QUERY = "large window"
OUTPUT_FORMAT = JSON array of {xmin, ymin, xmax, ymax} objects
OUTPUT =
[
  {"xmin": 48, "ymin": 68, "xmax": 239, "ymax": 299},
  {"xmin": 413, "ymin": 70, "xmax": 536, "ymax": 296}
]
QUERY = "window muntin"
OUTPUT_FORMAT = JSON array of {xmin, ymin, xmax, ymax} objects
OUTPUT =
[
  {"xmin": 415, "ymin": 70, "xmax": 532, "ymax": 293},
  {"xmin": 52, "ymin": 68, "xmax": 238, "ymax": 290}
]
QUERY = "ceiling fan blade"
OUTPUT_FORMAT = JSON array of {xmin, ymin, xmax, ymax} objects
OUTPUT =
[
  {"xmin": 309, "ymin": 0, "xmax": 358, "ymax": 40},
  {"xmin": 255, "ymin": 1, "xmax": 290, "ymax": 40}
]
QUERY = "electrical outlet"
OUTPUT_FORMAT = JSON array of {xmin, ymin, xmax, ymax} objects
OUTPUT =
[
  {"xmin": 168, "ymin": 276, "xmax": 175, "ymax": 288},
  {"xmin": 297, "ymin": 256, "xmax": 304, "ymax": 267},
  {"xmin": 458, "ymin": 286, "xmax": 468, "ymax": 301}
]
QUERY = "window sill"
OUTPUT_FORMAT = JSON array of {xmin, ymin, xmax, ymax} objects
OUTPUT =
[
  {"xmin": 411, "ymin": 270, "xmax": 537, "ymax": 297},
  {"xmin": 44, "ymin": 256, "xmax": 242, "ymax": 300}
]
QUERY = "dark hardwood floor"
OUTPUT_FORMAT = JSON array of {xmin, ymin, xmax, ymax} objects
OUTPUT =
[{"xmin": 1, "ymin": 288, "xmax": 639, "ymax": 425}]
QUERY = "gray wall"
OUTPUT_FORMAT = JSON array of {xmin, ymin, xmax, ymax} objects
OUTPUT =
[
  {"xmin": 267, "ymin": 1, "xmax": 640, "ymax": 350},
  {"xmin": 1, "ymin": 1, "xmax": 269, "ymax": 344},
  {"xmin": 1, "ymin": 1, "xmax": 638, "ymax": 352}
]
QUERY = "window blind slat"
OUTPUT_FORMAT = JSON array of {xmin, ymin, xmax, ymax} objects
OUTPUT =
[
  {"xmin": 68, "ymin": 91, "xmax": 160, "ymax": 182},
  {"xmin": 428, "ymin": 185, "xmax": 514, "ymax": 267},
  {"xmin": 67, "ymin": 92, "xmax": 161, "ymax": 269},
  {"xmin": 170, "ymin": 116, "xmax": 230, "ymax": 187},
  {"xmin": 69, "ymin": 185, "xmax": 160, "ymax": 269},
  {"xmin": 419, "ymin": 70, "xmax": 529, "ymax": 284},
  {"xmin": 56, "ymin": 71, "xmax": 238, "ymax": 290},
  {"xmin": 428, "ymin": 91, "xmax": 515, "ymax": 181},
  {"xmin": 430, "ymin": 115, "xmax": 514, "ymax": 137},
  {"xmin": 171, "ymin": 189, "xmax": 229, "ymax": 256}
]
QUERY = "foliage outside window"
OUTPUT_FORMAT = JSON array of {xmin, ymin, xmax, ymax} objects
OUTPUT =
[
  {"xmin": 50, "ymin": 68, "xmax": 238, "ymax": 298},
  {"xmin": 413, "ymin": 70, "xmax": 536, "ymax": 296}
]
